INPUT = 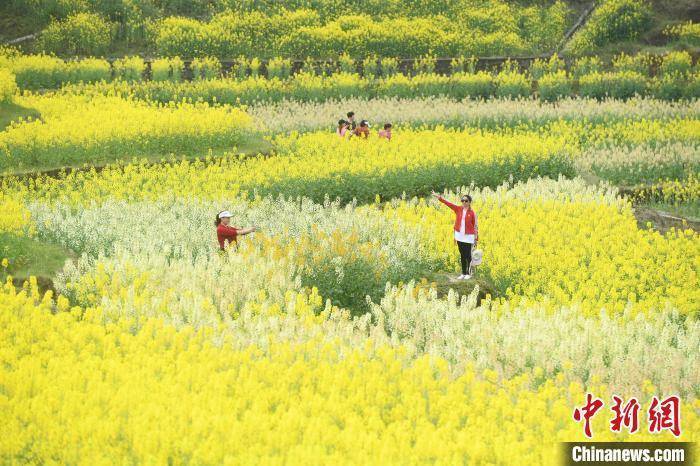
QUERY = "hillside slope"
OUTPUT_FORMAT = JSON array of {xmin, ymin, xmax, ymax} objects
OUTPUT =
[{"xmin": 0, "ymin": 1, "xmax": 698, "ymax": 58}]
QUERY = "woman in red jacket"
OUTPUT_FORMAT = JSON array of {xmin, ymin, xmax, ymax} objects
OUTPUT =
[
  {"xmin": 215, "ymin": 211, "xmax": 256, "ymax": 250},
  {"xmin": 431, "ymin": 191, "xmax": 479, "ymax": 280}
]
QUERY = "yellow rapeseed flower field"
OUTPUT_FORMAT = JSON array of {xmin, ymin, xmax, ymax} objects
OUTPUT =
[
  {"xmin": 0, "ymin": 192, "xmax": 31, "ymax": 236},
  {"xmin": 0, "ymin": 94, "xmax": 253, "ymax": 172},
  {"xmin": 382, "ymin": 183, "xmax": 699, "ymax": 316},
  {"xmin": 1, "ymin": 283, "xmax": 697, "ymax": 465},
  {"xmin": 0, "ymin": 86, "xmax": 697, "ymax": 463},
  {"xmin": 5, "ymin": 128, "xmax": 572, "ymax": 205}
]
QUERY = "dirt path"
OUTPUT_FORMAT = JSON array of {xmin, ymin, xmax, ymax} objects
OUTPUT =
[
  {"xmin": 633, "ymin": 205, "xmax": 700, "ymax": 234},
  {"xmin": 418, "ymin": 272, "xmax": 499, "ymax": 304},
  {"xmin": 580, "ymin": 174, "xmax": 700, "ymax": 234}
]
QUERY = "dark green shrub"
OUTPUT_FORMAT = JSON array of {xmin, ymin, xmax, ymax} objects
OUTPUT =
[
  {"xmin": 113, "ymin": 56, "xmax": 145, "ymax": 82},
  {"xmin": 663, "ymin": 21, "xmax": 700, "ymax": 47},
  {"xmin": 414, "ymin": 55, "xmax": 436, "ymax": 75},
  {"xmin": 338, "ymin": 53, "xmax": 356, "ymax": 73},
  {"xmin": 571, "ymin": 56, "xmax": 602, "ymax": 79},
  {"xmin": 659, "ymin": 51, "xmax": 693, "ymax": 77},
  {"xmin": 650, "ymin": 73, "xmax": 687, "ymax": 101},
  {"xmin": 362, "ymin": 56, "xmax": 380, "ymax": 78},
  {"xmin": 578, "ymin": 71, "xmax": 648, "ymax": 100},
  {"xmin": 3, "ymin": 54, "xmax": 69, "ymax": 89},
  {"xmin": 451, "ymin": 72, "xmax": 495, "ymax": 99},
  {"xmin": 266, "ymin": 57, "xmax": 292, "ymax": 79},
  {"xmin": 495, "ymin": 71, "xmax": 530, "ymax": 98},
  {"xmin": 37, "ymin": 12, "xmax": 114, "ymax": 56},
  {"xmin": 683, "ymin": 73, "xmax": 700, "ymax": 100},
  {"xmin": 530, "ymin": 54, "xmax": 565, "ymax": 80},
  {"xmin": 191, "ymin": 56, "xmax": 221, "ymax": 80},
  {"xmin": 611, "ymin": 52, "xmax": 651, "ymax": 75},
  {"xmin": 151, "ymin": 57, "xmax": 184, "ymax": 82},
  {"xmin": 538, "ymin": 71, "xmax": 571, "ymax": 101},
  {"xmin": 66, "ymin": 58, "xmax": 111, "ymax": 83}
]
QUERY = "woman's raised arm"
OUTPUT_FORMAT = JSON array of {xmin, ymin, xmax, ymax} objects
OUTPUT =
[{"xmin": 432, "ymin": 191, "xmax": 458, "ymax": 210}]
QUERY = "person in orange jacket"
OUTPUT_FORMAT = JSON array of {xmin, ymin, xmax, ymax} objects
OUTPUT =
[{"xmin": 354, "ymin": 120, "xmax": 370, "ymax": 138}]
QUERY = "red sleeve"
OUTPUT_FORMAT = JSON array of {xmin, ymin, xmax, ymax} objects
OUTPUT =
[{"xmin": 438, "ymin": 196, "xmax": 459, "ymax": 212}]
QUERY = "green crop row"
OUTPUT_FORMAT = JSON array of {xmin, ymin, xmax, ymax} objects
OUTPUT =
[
  {"xmin": 60, "ymin": 70, "xmax": 700, "ymax": 105},
  {"xmin": 3, "ymin": 50, "xmax": 696, "ymax": 91}
]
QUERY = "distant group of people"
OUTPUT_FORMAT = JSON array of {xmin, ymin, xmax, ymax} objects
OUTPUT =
[{"xmin": 337, "ymin": 111, "xmax": 392, "ymax": 140}]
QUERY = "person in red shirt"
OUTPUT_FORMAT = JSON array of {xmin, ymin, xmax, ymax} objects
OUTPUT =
[
  {"xmin": 431, "ymin": 191, "xmax": 479, "ymax": 280},
  {"xmin": 215, "ymin": 210, "xmax": 256, "ymax": 250}
]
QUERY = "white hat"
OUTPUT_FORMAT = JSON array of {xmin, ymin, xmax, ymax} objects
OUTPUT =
[
  {"xmin": 471, "ymin": 249, "xmax": 483, "ymax": 266},
  {"xmin": 218, "ymin": 210, "xmax": 232, "ymax": 219}
]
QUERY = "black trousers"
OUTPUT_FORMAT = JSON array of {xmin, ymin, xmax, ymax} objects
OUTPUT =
[{"xmin": 457, "ymin": 241, "xmax": 472, "ymax": 275}]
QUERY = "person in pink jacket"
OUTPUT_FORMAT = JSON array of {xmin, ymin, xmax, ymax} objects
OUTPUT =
[
  {"xmin": 337, "ymin": 119, "xmax": 350, "ymax": 138},
  {"xmin": 378, "ymin": 123, "xmax": 392, "ymax": 140},
  {"xmin": 431, "ymin": 191, "xmax": 479, "ymax": 280}
]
